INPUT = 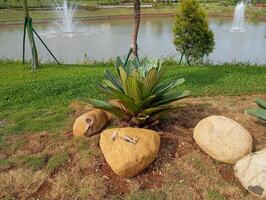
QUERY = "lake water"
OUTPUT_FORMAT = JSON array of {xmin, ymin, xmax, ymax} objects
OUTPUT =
[{"xmin": 0, "ymin": 17, "xmax": 266, "ymax": 64}]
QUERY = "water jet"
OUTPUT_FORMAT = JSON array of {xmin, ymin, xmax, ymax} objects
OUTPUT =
[
  {"xmin": 55, "ymin": 0, "xmax": 77, "ymax": 33},
  {"xmin": 231, "ymin": 1, "xmax": 246, "ymax": 32}
]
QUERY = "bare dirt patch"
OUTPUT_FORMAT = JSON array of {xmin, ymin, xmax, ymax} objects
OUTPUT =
[
  {"xmin": 67, "ymin": 95, "xmax": 266, "ymax": 199},
  {"xmin": 1, "ymin": 95, "xmax": 266, "ymax": 199}
]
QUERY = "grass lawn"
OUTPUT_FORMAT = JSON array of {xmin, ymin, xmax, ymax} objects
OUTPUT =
[
  {"xmin": 0, "ymin": 61, "xmax": 266, "ymax": 135},
  {"xmin": 0, "ymin": 61, "xmax": 266, "ymax": 199}
]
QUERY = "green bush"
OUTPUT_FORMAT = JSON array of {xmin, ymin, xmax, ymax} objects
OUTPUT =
[
  {"xmin": 173, "ymin": 0, "xmax": 215, "ymax": 64},
  {"xmin": 88, "ymin": 49, "xmax": 190, "ymax": 126}
]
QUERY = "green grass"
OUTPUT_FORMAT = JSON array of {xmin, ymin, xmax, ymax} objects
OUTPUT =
[
  {"xmin": 10, "ymin": 154, "xmax": 47, "ymax": 171},
  {"xmin": 207, "ymin": 189, "xmax": 228, "ymax": 200},
  {"xmin": 0, "ymin": 59, "xmax": 264, "ymax": 198},
  {"xmin": 128, "ymin": 190, "xmax": 167, "ymax": 200},
  {"xmin": 46, "ymin": 151, "xmax": 69, "ymax": 174},
  {"xmin": 0, "ymin": 61, "xmax": 265, "ymax": 138},
  {"xmin": 0, "ymin": 136, "xmax": 28, "ymax": 155},
  {"xmin": 15, "ymin": 154, "xmax": 47, "ymax": 170},
  {"xmin": 0, "ymin": 159, "xmax": 12, "ymax": 171}
]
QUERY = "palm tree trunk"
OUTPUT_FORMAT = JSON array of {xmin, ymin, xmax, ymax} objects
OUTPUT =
[
  {"xmin": 131, "ymin": 0, "xmax": 141, "ymax": 57},
  {"xmin": 23, "ymin": 0, "xmax": 39, "ymax": 70}
]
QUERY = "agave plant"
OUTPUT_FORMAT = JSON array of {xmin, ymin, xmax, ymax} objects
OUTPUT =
[
  {"xmin": 246, "ymin": 98, "xmax": 266, "ymax": 122},
  {"xmin": 88, "ymin": 49, "xmax": 190, "ymax": 126}
]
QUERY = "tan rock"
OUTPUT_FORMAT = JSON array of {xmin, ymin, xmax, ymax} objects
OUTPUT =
[
  {"xmin": 235, "ymin": 149, "xmax": 266, "ymax": 198},
  {"xmin": 73, "ymin": 109, "xmax": 109, "ymax": 137},
  {"xmin": 100, "ymin": 127, "xmax": 160, "ymax": 178},
  {"xmin": 193, "ymin": 116, "xmax": 252, "ymax": 164}
]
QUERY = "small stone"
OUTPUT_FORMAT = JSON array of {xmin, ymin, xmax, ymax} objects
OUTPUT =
[
  {"xmin": 73, "ymin": 109, "xmax": 108, "ymax": 137},
  {"xmin": 193, "ymin": 116, "xmax": 253, "ymax": 164},
  {"xmin": 235, "ymin": 149, "xmax": 266, "ymax": 198},
  {"xmin": 102, "ymin": 175, "xmax": 109, "ymax": 180}
]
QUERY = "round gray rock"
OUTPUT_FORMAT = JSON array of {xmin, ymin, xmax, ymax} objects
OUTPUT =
[
  {"xmin": 235, "ymin": 149, "xmax": 266, "ymax": 198},
  {"xmin": 193, "ymin": 116, "xmax": 253, "ymax": 164}
]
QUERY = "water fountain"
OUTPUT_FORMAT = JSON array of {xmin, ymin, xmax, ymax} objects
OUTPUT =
[
  {"xmin": 44, "ymin": 0, "xmax": 94, "ymax": 38},
  {"xmin": 231, "ymin": 1, "xmax": 246, "ymax": 32},
  {"xmin": 55, "ymin": 0, "xmax": 77, "ymax": 33}
]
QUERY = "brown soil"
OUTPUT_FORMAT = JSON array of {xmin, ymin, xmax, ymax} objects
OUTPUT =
[
  {"xmin": 34, "ymin": 180, "xmax": 52, "ymax": 199},
  {"xmin": 74, "ymin": 95, "xmax": 266, "ymax": 198},
  {"xmin": 1, "ymin": 95, "xmax": 266, "ymax": 200},
  {"xmin": 104, "ymin": 95, "xmax": 266, "ymax": 197}
]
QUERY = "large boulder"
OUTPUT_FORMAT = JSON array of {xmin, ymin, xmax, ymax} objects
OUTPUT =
[
  {"xmin": 100, "ymin": 127, "xmax": 160, "ymax": 178},
  {"xmin": 193, "ymin": 116, "xmax": 253, "ymax": 164},
  {"xmin": 73, "ymin": 109, "xmax": 109, "ymax": 137},
  {"xmin": 235, "ymin": 149, "xmax": 266, "ymax": 198}
]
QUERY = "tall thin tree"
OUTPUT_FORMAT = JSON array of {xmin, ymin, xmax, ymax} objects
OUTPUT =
[
  {"xmin": 131, "ymin": 0, "xmax": 141, "ymax": 57},
  {"xmin": 23, "ymin": 0, "xmax": 39, "ymax": 70}
]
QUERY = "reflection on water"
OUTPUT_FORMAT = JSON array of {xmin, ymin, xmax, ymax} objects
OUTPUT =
[{"xmin": 0, "ymin": 17, "xmax": 265, "ymax": 64}]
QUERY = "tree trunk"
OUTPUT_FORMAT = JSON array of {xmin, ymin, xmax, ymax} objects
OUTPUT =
[
  {"xmin": 186, "ymin": 56, "xmax": 192, "ymax": 65},
  {"xmin": 23, "ymin": 0, "xmax": 39, "ymax": 70},
  {"xmin": 131, "ymin": 0, "xmax": 141, "ymax": 57},
  {"xmin": 179, "ymin": 51, "xmax": 184, "ymax": 64}
]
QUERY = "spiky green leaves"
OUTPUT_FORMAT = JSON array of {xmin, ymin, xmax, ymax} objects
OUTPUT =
[
  {"xmin": 88, "ymin": 54, "xmax": 190, "ymax": 126},
  {"xmin": 246, "ymin": 98, "xmax": 266, "ymax": 122}
]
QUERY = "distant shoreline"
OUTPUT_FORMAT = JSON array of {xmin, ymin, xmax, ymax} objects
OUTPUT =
[
  {"xmin": 0, "ymin": 13, "xmax": 175, "ymax": 26},
  {"xmin": 1, "ymin": 7, "xmax": 266, "ymax": 26}
]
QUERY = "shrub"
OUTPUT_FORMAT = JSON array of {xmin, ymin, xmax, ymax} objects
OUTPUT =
[
  {"xmin": 246, "ymin": 98, "xmax": 266, "ymax": 122},
  {"xmin": 173, "ymin": 0, "xmax": 215, "ymax": 64},
  {"xmin": 88, "ymin": 49, "xmax": 190, "ymax": 126}
]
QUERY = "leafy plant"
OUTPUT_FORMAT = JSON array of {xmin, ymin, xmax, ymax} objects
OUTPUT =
[
  {"xmin": 173, "ymin": 0, "xmax": 215, "ymax": 65},
  {"xmin": 246, "ymin": 98, "xmax": 266, "ymax": 122},
  {"xmin": 88, "ymin": 49, "xmax": 190, "ymax": 126}
]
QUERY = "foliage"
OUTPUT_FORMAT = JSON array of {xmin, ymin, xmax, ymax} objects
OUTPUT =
[
  {"xmin": 246, "ymin": 98, "xmax": 266, "ymax": 122},
  {"xmin": 88, "ymin": 49, "xmax": 190, "ymax": 126},
  {"xmin": 173, "ymin": 0, "xmax": 215, "ymax": 65}
]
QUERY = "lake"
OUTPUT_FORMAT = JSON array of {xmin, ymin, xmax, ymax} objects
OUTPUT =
[{"xmin": 0, "ymin": 16, "xmax": 266, "ymax": 64}]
